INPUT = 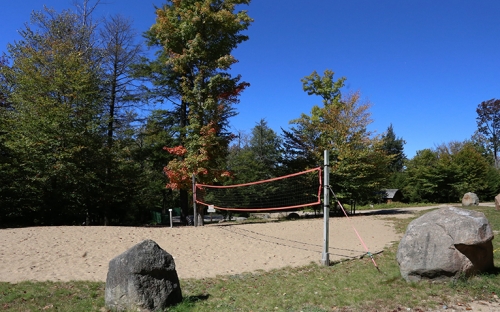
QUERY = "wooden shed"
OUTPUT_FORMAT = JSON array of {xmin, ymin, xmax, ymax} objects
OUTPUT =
[{"xmin": 382, "ymin": 189, "xmax": 403, "ymax": 203}]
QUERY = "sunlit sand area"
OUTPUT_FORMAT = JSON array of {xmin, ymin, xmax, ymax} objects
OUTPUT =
[{"xmin": 0, "ymin": 214, "xmax": 400, "ymax": 283}]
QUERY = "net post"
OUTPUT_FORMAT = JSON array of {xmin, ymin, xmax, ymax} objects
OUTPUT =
[
  {"xmin": 169, "ymin": 209, "xmax": 173, "ymax": 228},
  {"xmin": 322, "ymin": 150, "xmax": 330, "ymax": 266},
  {"xmin": 192, "ymin": 173, "xmax": 197, "ymax": 227}
]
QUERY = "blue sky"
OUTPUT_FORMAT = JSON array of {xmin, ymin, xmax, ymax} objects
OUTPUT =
[{"xmin": 2, "ymin": 1, "xmax": 499, "ymax": 158}]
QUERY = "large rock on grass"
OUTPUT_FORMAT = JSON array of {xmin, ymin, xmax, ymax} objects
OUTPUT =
[
  {"xmin": 105, "ymin": 239, "xmax": 182, "ymax": 311},
  {"xmin": 495, "ymin": 194, "xmax": 500, "ymax": 211},
  {"xmin": 396, "ymin": 206, "xmax": 494, "ymax": 282},
  {"xmin": 462, "ymin": 192, "xmax": 479, "ymax": 206}
]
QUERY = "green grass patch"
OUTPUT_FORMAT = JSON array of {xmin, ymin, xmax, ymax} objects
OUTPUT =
[
  {"xmin": 355, "ymin": 202, "xmax": 446, "ymax": 211},
  {"xmin": 0, "ymin": 281, "xmax": 104, "ymax": 311},
  {"xmin": 1, "ymin": 206, "xmax": 499, "ymax": 311}
]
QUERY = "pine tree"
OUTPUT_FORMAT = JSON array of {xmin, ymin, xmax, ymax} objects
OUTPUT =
[
  {"xmin": 381, "ymin": 124, "xmax": 407, "ymax": 172},
  {"xmin": 0, "ymin": 7, "xmax": 106, "ymax": 224}
]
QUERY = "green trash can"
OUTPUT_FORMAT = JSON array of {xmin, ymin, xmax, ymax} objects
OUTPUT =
[
  {"xmin": 172, "ymin": 207, "xmax": 181, "ymax": 216},
  {"xmin": 151, "ymin": 211, "xmax": 162, "ymax": 224},
  {"xmin": 161, "ymin": 213, "xmax": 170, "ymax": 225}
]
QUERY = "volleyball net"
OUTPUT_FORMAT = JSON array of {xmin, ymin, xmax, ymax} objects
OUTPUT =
[{"xmin": 195, "ymin": 167, "xmax": 322, "ymax": 212}]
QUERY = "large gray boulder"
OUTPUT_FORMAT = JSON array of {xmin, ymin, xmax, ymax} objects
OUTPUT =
[
  {"xmin": 105, "ymin": 239, "xmax": 182, "ymax": 311},
  {"xmin": 462, "ymin": 192, "xmax": 479, "ymax": 206},
  {"xmin": 397, "ymin": 207, "xmax": 494, "ymax": 282}
]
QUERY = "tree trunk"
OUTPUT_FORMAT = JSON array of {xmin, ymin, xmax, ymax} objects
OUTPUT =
[
  {"xmin": 180, "ymin": 189, "xmax": 189, "ymax": 225},
  {"xmin": 179, "ymin": 99, "xmax": 189, "ymax": 225},
  {"xmin": 102, "ymin": 63, "xmax": 117, "ymax": 226}
]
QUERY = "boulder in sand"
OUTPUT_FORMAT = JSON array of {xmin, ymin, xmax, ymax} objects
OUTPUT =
[
  {"xmin": 105, "ymin": 239, "xmax": 182, "ymax": 311},
  {"xmin": 396, "ymin": 206, "xmax": 494, "ymax": 282}
]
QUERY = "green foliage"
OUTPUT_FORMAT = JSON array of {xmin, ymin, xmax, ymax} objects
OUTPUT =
[
  {"xmin": 0, "ymin": 8, "xmax": 107, "ymax": 225},
  {"xmin": 386, "ymin": 171, "xmax": 408, "ymax": 191},
  {"xmin": 250, "ymin": 119, "xmax": 282, "ymax": 173},
  {"xmin": 220, "ymin": 121, "xmax": 300, "ymax": 216},
  {"xmin": 451, "ymin": 143, "xmax": 490, "ymax": 194},
  {"xmin": 0, "ymin": 1, "xmax": 255, "ymax": 226},
  {"xmin": 227, "ymin": 119, "xmax": 282, "ymax": 184},
  {"xmin": 403, "ymin": 142, "xmax": 499, "ymax": 203},
  {"xmin": 143, "ymin": 0, "xmax": 253, "ymax": 221},
  {"xmin": 100, "ymin": 14, "xmax": 143, "ymax": 147},
  {"xmin": 283, "ymin": 70, "xmax": 392, "ymax": 203},
  {"xmin": 0, "ymin": 6, "xmax": 162, "ymax": 226},
  {"xmin": 4, "ymin": 2, "xmax": 500, "ymax": 227},
  {"xmin": 301, "ymin": 69, "xmax": 345, "ymax": 107},
  {"xmin": 134, "ymin": 0, "xmax": 255, "ymax": 221},
  {"xmin": 151, "ymin": 0, "xmax": 252, "ymax": 74},
  {"xmin": 381, "ymin": 123, "xmax": 407, "ymax": 173},
  {"xmin": 471, "ymin": 130, "xmax": 497, "ymax": 166},
  {"xmin": 476, "ymin": 98, "xmax": 500, "ymax": 168},
  {"xmin": 404, "ymin": 149, "xmax": 449, "ymax": 203}
]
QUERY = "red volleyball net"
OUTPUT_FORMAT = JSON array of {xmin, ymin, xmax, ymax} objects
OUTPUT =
[{"xmin": 195, "ymin": 167, "xmax": 322, "ymax": 212}]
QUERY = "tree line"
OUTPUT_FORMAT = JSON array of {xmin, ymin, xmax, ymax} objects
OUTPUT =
[{"xmin": 1, "ymin": 0, "xmax": 499, "ymax": 227}]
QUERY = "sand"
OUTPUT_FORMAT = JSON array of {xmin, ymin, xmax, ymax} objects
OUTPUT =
[
  {"xmin": 3, "ymin": 207, "xmax": 499, "ymax": 311},
  {"xmin": 0, "ymin": 213, "xmax": 408, "ymax": 283}
]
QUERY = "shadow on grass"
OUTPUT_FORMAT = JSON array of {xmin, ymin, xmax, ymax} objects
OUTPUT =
[
  {"xmin": 486, "ymin": 266, "xmax": 500, "ymax": 276},
  {"xmin": 184, "ymin": 294, "xmax": 210, "ymax": 303}
]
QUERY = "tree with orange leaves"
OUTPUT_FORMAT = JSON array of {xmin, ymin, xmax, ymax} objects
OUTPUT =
[{"xmin": 147, "ymin": 0, "xmax": 252, "ymax": 224}]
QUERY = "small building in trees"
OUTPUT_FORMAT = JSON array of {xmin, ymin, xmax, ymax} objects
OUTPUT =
[{"xmin": 381, "ymin": 189, "xmax": 403, "ymax": 203}]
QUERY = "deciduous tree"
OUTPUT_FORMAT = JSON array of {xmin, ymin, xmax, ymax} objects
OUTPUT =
[
  {"xmin": 147, "ymin": 0, "xmax": 252, "ymax": 223},
  {"xmin": 476, "ymin": 98, "xmax": 500, "ymax": 168},
  {"xmin": 283, "ymin": 70, "xmax": 391, "ymax": 203},
  {"xmin": 404, "ymin": 142, "xmax": 495, "ymax": 203}
]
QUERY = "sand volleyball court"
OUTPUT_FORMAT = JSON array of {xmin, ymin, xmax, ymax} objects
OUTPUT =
[{"xmin": 0, "ymin": 214, "xmax": 402, "ymax": 283}]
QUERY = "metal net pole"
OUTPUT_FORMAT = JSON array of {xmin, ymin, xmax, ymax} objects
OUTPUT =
[{"xmin": 322, "ymin": 150, "xmax": 330, "ymax": 266}]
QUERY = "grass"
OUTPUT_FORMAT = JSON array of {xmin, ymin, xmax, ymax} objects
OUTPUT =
[
  {"xmin": 1, "ymin": 205, "xmax": 499, "ymax": 311},
  {"xmin": 0, "ymin": 281, "xmax": 104, "ymax": 311},
  {"xmin": 355, "ymin": 202, "xmax": 447, "ymax": 211}
]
